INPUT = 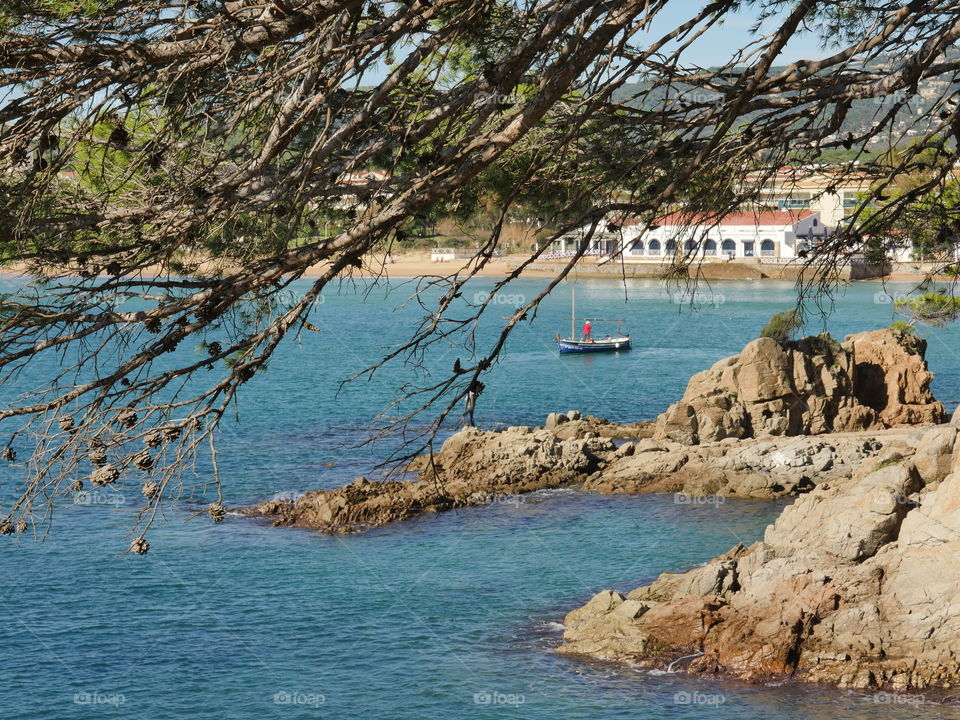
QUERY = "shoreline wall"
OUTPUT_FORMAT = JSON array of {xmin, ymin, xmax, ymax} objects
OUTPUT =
[{"xmin": 510, "ymin": 258, "xmax": 887, "ymax": 281}]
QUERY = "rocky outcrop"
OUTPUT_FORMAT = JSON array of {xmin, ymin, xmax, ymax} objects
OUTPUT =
[
  {"xmin": 245, "ymin": 422, "xmax": 919, "ymax": 532},
  {"xmin": 583, "ymin": 431, "xmax": 904, "ymax": 499},
  {"xmin": 559, "ymin": 424, "xmax": 960, "ymax": 690},
  {"xmin": 848, "ymin": 329, "xmax": 945, "ymax": 427},
  {"xmin": 245, "ymin": 329, "xmax": 947, "ymax": 533},
  {"xmin": 653, "ymin": 329, "xmax": 945, "ymax": 445},
  {"xmin": 542, "ymin": 410, "xmax": 653, "ymax": 441},
  {"xmin": 245, "ymin": 425, "xmax": 616, "ymax": 532}
]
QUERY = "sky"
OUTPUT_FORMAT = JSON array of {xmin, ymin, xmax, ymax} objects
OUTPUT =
[
  {"xmin": 636, "ymin": 1, "xmax": 829, "ymax": 68},
  {"xmin": 357, "ymin": 1, "xmax": 831, "ymax": 86}
]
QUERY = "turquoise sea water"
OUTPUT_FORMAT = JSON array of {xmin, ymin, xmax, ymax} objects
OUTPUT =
[{"xmin": 4, "ymin": 277, "xmax": 960, "ymax": 719}]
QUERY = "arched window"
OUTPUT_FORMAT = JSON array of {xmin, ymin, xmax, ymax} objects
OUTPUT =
[
  {"xmin": 704, "ymin": 239, "xmax": 717, "ymax": 255},
  {"xmin": 742, "ymin": 241, "xmax": 755, "ymax": 257},
  {"xmin": 760, "ymin": 239, "xmax": 775, "ymax": 257},
  {"xmin": 629, "ymin": 239, "xmax": 644, "ymax": 255},
  {"xmin": 665, "ymin": 239, "xmax": 677, "ymax": 255},
  {"xmin": 683, "ymin": 239, "xmax": 697, "ymax": 254},
  {"xmin": 648, "ymin": 239, "xmax": 662, "ymax": 255},
  {"xmin": 721, "ymin": 239, "xmax": 736, "ymax": 254}
]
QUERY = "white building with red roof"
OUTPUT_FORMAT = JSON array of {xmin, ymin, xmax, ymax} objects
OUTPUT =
[
  {"xmin": 550, "ymin": 209, "xmax": 831, "ymax": 260},
  {"xmin": 621, "ymin": 210, "xmax": 830, "ymax": 260}
]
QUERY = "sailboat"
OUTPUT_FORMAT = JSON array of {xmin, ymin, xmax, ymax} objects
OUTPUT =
[{"xmin": 556, "ymin": 287, "xmax": 631, "ymax": 354}]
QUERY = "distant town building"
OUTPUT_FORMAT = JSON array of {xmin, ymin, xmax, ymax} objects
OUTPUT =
[
  {"xmin": 621, "ymin": 210, "xmax": 830, "ymax": 260},
  {"xmin": 341, "ymin": 170, "xmax": 391, "ymax": 186},
  {"xmin": 746, "ymin": 167, "xmax": 875, "ymax": 226},
  {"xmin": 550, "ymin": 210, "xmax": 831, "ymax": 260}
]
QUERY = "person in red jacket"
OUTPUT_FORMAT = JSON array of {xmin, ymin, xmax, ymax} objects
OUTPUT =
[{"xmin": 582, "ymin": 320, "xmax": 592, "ymax": 341}]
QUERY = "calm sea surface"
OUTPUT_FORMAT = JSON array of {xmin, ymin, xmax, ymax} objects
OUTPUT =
[{"xmin": 3, "ymin": 276, "xmax": 960, "ymax": 719}]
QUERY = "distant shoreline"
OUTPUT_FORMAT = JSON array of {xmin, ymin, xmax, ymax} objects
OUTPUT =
[{"xmin": 0, "ymin": 253, "xmax": 945, "ymax": 284}]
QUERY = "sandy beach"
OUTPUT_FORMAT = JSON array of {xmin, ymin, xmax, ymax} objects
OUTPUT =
[
  {"xmin": 0, "ymin": 250, "xmax": 943, "ymax": 283},
  {"xmin": 0, "ymin": 251, "xmax": 590, "ymax": 281}
]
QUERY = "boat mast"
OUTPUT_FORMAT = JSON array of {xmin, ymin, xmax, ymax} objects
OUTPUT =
[{"xmin": 570, "ymin": 286, "xmax": 575, "ymax": 340}]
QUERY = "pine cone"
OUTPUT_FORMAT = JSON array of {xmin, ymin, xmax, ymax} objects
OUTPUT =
[
  {"xmin": 88, "ymin": 449, "xmax": 107, "ymax": 466},
  {"xmin": 0, "ymin": 520, "xmax": 12, "ymax": 535},
  {"xmin": 134, "ymin": 452, "xmax": 154, "ymax": 470},
  {"xmin": 129, "ymin": 536, "xmax": 150, "ymax": 555},
  {"xmin": 91, "ymin": 464, "xmax": 120, "ymax": 487},
  {"xmin": 141, "ymin": 480, "xmax": 160, "ymax": 499},
  {"xmin": 58, "ymin": 416, "xmax": 75, "ymax": 431},
  {"xmin": 207, "ymin": 341, "xmax": 222, "ymax": 356},
  {"xmin": 162, "ymin": 426, "xmax": 181, "ymax": 440},
  {"xmin": 208, "ymin": 503, "xmax": 226, "ymax": 523},
  {"xmin": 88, "ymin": 437, "xmax": 105, "ymax": 449},
  {"xmin": 117, "ymin": 410, "xmax": 138, "ymax": 428},
  {"xmin": 15, "ymin": 520, "xmax": 27, "ymax": 534},
  {"xmin": 144, "ymin": 431, "xmax": 162, "ymax": 448},
  {"xmin": 2, "ymin": 447, "xmax": 15, "ymax": 462},
  {"xmin": 71, "ymin": 479, "xmax": 84, "ymax": 492}
]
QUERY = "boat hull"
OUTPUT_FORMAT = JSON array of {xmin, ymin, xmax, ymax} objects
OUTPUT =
[{"xmin": 558, "ymin": 337, "xmax": 631, "ymax": 354}]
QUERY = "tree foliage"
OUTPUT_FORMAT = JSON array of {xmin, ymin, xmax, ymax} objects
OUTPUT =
[
  {"xmin": 4, "ymin": 0, "xmax": 960, "ymax": 548},
  {"xmin": 861, "ymin": 143, "xmax": 960, "ymax": 261},
  {"xmin": 895, "ymin": 292, "xmax": 960, "ymax": 326}
]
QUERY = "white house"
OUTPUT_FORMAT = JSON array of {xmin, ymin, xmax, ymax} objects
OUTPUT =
[
  {"xmin": 619, "ymin": 210, "xmax": 831, "ymax": 260},
  {"xmin": 549, "ymin": 227, "xmax": 620, "ymax": 257}
]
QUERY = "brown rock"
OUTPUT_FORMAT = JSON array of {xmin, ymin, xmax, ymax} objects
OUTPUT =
[
  {"xmin": 847, "ymin": 329, "xmax": 946, "ymax": 426},
  {"xmin": 559, "ymin": 434, "xmax": 960, "ymax": 690},
  {"xmin": 913, "ymin": 425, "xmax": 957, "ymax": 483},
  {"xmin": 243, "ymin": 426, "xmax": 615, "ymax": 532},
  {"xmin": 652, "ymin": 329, "xmax": 944, "ymax": 445}
]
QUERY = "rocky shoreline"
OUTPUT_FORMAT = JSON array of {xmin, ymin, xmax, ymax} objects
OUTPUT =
[
  {"xmin": 558, "ymin": 422, "xmax": 960, "ymax": 691},
  {"xmin": 245, "ymin": 327, "xmax": 943, "ymax": 531},
  {"xmin": 243, "ymin": 325, "xmax": 960, "ymax": 691},
  {"xmin": 552, "ymin": 327, "xmax": 960, "ymax": 691}
]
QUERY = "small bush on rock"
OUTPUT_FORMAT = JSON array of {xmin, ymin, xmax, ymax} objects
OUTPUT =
[
  {"xmin": 760, "ymin": 309, "xmax": 802, "ymax": 344},
  {"xmin": 889, "ymin": 321, "xmax": 916, "ymax": 334}
]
